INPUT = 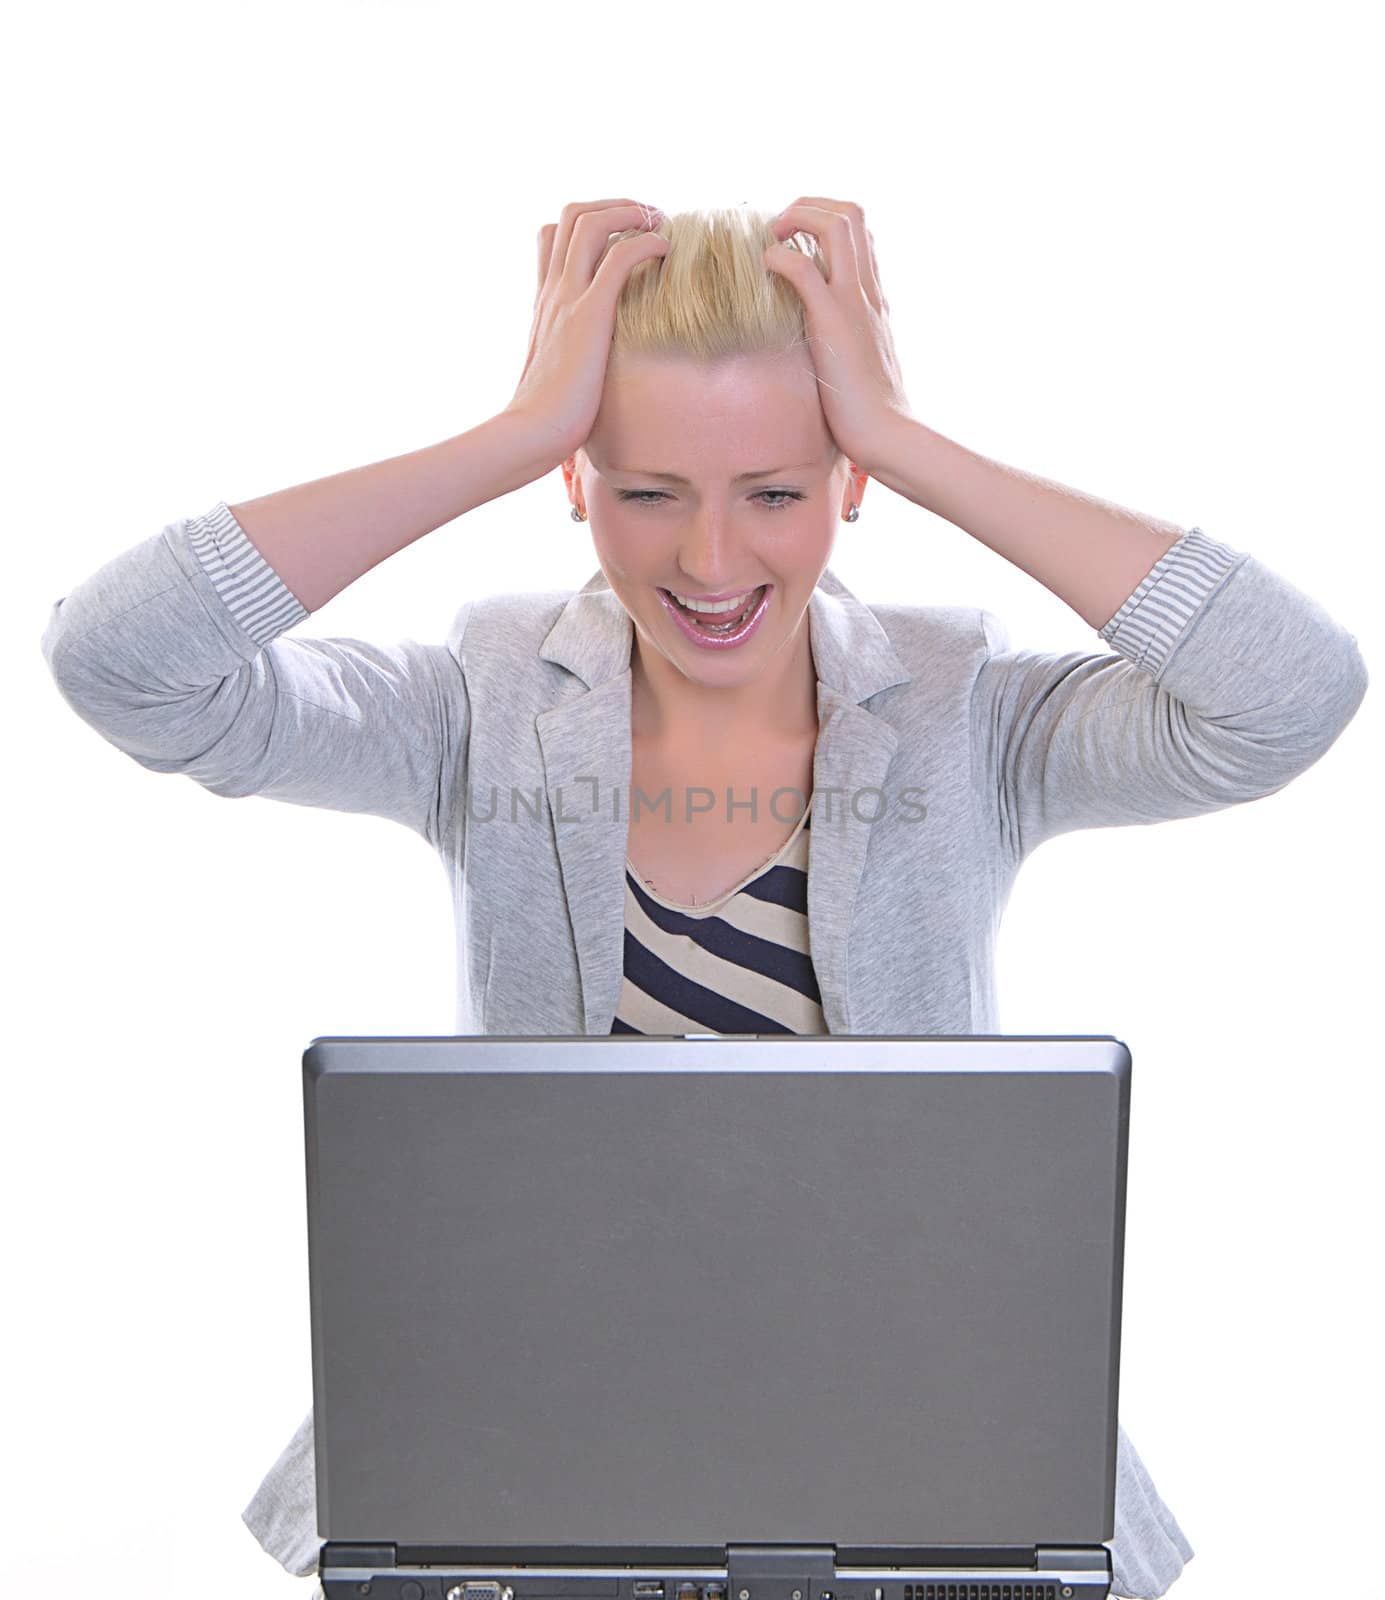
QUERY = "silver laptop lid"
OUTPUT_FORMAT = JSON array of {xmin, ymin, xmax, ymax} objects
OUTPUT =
[{"xmin": 303, "ymin": 1034, "xmax": 1129, "ymax": 1552}]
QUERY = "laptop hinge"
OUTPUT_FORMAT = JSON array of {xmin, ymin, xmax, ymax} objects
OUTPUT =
[
  {"xmin": 319, "ymin": 1541, "xmax": 397, "ymax": 1573},
  {"xmin": 725, "ymin": 1543, "xmax": 837, "ymax": 1600},
  {"xmin": 1036, "ymin": 1545, "xmax": 1112, "ymax": 1577}
]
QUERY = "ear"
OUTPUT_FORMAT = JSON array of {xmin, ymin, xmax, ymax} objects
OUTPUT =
[{"xmin": 561, "ymin": 456, "xmax": 587, "ymax": 519}]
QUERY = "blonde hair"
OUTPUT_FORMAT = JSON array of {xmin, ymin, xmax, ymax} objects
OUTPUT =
[{"xmin": 604, "ymin": 205, "xmax": 843, "ymax": 461}]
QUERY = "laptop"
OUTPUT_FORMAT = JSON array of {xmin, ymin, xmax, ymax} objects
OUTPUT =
[{"xmin": 303, "ymin": 1033, "xmax": 1130, "ymax": 1600}]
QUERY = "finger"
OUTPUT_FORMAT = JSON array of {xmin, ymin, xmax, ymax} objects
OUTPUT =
[
  {"xmin": 537, "ymin": 200, "xmax": 650, "ymax": 306},
  {"xmin": 558, "ymin": 201, "xmax": 665, "ymax": 297},
  {"xmin": 768, "ymin": 201, "xmax": 853, "ymax": 287},
  {"xmin": 590, "ymin": 228, "xmax": 670, "ymax": 304},
  {"xmin": 772, "ymin": 198, "xmax": 884, "ymax": 310},
  {"xmin": 761, "ymin": 219, "xmax": 834, "ymax": 330},
  {"xmin": 535, "ymin": 223, "xmax": 557, "ymax": 304},
  {"xmin": 862, "ymin": 225, "xmax": 888, "ymax": 312}
]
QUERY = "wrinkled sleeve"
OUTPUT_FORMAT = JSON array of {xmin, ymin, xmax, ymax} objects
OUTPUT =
[
  {"xmin": 971, "ymin": 527, "xmax": 1369, "ymax": 862},
  {"xmin": 241, "ymin": 1406, "xmax": 320, "ymax": 1578},
  {"xmin": 40, "ymin": 501, "xmax": 473, "ymax": 851},
  {"xmin": 1108, "ymin": 1421, "xmax": 1196, "ymax": 1598}
]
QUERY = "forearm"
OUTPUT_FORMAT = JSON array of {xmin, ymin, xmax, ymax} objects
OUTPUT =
[
  {"xmin": 867, "ymin": 417, "xmax": 1187, "ymax": 632},
  {"xmin": 227, "ymin": 408, "xmax": 556, "ymax": 613}
]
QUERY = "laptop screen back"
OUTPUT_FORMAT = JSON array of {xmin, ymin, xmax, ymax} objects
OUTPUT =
[{"xmin": 303, "ymin": 1034, "xmax": 1129, "ymax": 1550}]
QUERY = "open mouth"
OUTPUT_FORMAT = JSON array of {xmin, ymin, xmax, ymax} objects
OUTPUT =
[{"xmin": 659, "ymin": 585, "xmax": 768, "ymax": 635}]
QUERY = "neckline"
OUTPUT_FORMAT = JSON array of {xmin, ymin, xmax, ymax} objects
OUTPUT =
[{"xmin": 626, "ymin": 801, "xmax": 812, "ymax": 915}]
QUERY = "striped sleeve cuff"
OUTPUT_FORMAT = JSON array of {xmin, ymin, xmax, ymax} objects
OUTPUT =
[
  {"xmin": 1098, "ymin": 526, "xmax": 1245, "ymax": 677},
  {"xmin": 184, "ymin": 500, "xmax": 309, "ymax": 649}
]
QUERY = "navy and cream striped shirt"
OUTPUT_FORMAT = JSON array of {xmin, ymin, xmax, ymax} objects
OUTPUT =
[{"xmin": 613, "ymin": 806, "xmax": 824, "ymax": 1034}]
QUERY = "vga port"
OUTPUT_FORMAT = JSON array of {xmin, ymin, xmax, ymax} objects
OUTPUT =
[{"xmin": 461, "ymin": 1584, "xmax": 511, "ymax": 1600}]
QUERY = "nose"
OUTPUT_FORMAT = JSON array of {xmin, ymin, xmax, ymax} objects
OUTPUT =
[{"xmin": 674, "ymin": 511, "xmax": 755, "ymax": 593}]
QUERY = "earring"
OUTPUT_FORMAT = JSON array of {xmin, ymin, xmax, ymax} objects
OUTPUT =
[
  {"xmin": 845, "ymin": 503, "xmax": 860, "ymax": 522},
  {"xmin": 571, "ymin": 506, "xmax": 587, "ymax": 522}
]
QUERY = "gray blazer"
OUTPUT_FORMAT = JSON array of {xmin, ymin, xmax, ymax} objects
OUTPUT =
[{"xmin": 41, "ymin": 503, "xmax": 1369, "ymax": 1599}]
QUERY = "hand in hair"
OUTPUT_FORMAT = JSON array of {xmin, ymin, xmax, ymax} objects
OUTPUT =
[
  {"xmin": 764, "ymin": 198, "xmax": 914, "ymax": 475},
  {"xmin": 504, "ymin": 198, "xmax": 669, "ymax": 472}
]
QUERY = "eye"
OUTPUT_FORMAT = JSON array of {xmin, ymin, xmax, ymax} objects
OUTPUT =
[{"xmin": 616, "ymin": 489, "xmax": 806, "ymax": 510}]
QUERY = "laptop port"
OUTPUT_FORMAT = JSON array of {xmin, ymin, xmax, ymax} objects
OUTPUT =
[{"xmin": 632, "ymin": 1586, "xmax": 665, "ymax": 1598}]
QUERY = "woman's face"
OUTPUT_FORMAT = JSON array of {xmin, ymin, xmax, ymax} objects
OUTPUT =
[{"xmin": 568, "ymin": 351, "xmax": 861, "ymax": 700}]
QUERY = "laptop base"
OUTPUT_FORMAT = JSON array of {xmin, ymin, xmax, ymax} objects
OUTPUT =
[{"xmin": 318, "ymin": 1541, "xmax": 1113, "ymax": 1599}]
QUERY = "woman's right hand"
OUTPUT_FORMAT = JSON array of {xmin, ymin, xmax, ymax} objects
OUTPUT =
[{"xmin": 502, "ymin": 199, "xmax": 669, "ymax": 472}]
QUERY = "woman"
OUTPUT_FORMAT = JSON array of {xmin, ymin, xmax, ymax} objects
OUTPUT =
[{"xmin": 40, "ymin": 199, "xmax": 1368, "ymax": 1598}]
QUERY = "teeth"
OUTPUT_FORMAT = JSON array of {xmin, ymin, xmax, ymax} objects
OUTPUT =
[{"xmin": 670, "ymin": 587, "xmax": 760, "ymax": 614}]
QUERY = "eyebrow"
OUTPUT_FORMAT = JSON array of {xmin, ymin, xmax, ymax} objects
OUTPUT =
[{"xmin": 608, "ymin": 464, "xmax": 812, "ymax": 484}]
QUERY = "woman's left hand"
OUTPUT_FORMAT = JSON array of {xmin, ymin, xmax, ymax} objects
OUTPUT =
[{"xmin": 763, "ymin": 198, "xmax": 914, "ymax": 473}]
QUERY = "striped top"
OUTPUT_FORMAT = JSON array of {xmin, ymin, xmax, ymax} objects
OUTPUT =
[{"xmin": 613, "ymin": 805, "xmax": 825, "ymax": 1035}]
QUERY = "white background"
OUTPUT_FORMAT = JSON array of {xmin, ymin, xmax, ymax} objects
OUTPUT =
[{"xmin": 8, "ymin": 2, "xmax": 1380, "ymax": 1597}]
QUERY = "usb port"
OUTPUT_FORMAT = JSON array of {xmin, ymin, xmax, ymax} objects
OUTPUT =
[{"xmin": 633, "ymin": 1585, "xmax": 665, "ymax": 1597}]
